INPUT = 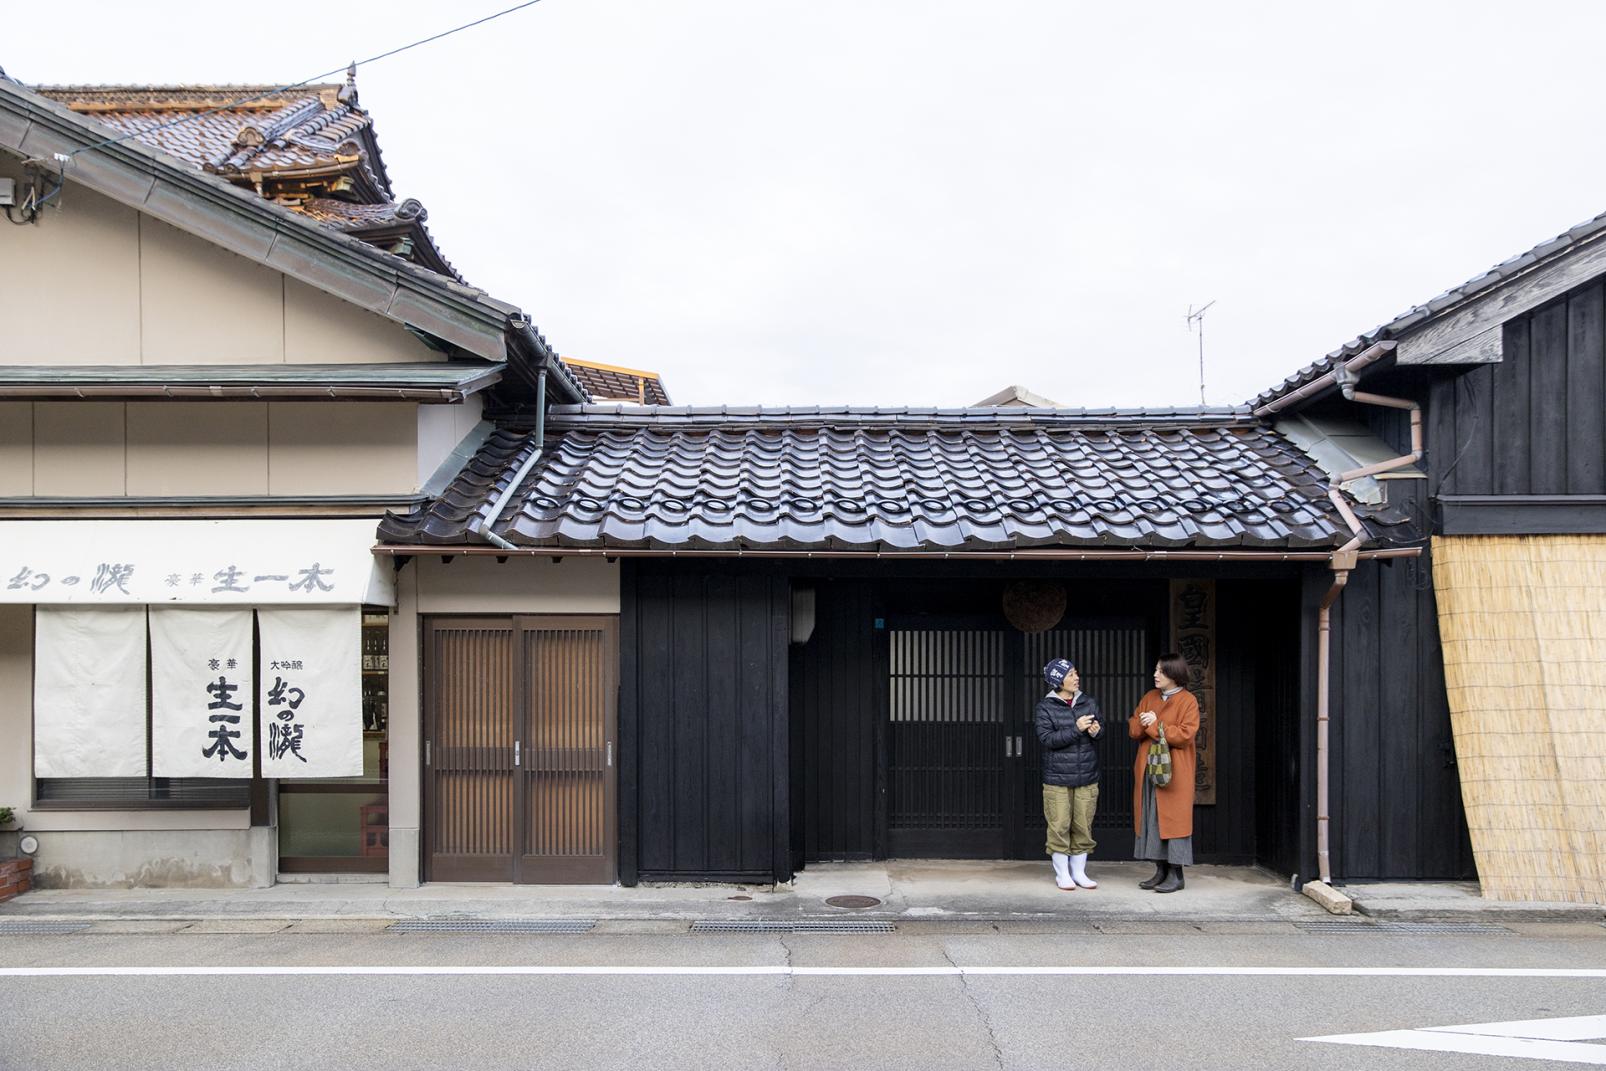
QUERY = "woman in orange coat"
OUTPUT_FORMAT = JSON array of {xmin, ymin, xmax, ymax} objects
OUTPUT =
[{"xmin": 1129, "ymin": 652, "xmax": 1199, "ymax": 894}]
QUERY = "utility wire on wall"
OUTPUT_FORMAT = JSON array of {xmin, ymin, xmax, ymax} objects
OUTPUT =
[{"xmin": 56, "ymin": 0, "xmax": 547, "ymax": 164}]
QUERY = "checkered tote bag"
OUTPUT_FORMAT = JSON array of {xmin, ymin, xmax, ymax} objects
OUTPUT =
[{"xmin": 1146, "ymin": 723, "xmax": 1172, "ymax": 788}]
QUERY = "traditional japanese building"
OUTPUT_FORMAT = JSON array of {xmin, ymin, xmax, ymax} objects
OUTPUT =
[
  {"xmin": 3, "ymin": 71, "xmax": 1600, "ymax": 905},
  {"xmin": 0, "ymin": 73, "xmax": 590, "ymax": 886}
]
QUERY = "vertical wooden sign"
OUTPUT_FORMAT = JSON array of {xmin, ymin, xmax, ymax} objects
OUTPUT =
[{"xmin": 1170, "ymin": 580, "xmax": 1216, "ymax": 805}]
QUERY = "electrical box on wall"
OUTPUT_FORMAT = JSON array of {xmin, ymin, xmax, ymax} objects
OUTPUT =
[{"xmin": 0, "ymin": 178, "xmax": 14, "ymax": 206}]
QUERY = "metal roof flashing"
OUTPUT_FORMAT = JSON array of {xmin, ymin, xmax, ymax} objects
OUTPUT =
[{"xmin": 1274, "ymin": 413, "xmax": 1425, "ymax": 506}]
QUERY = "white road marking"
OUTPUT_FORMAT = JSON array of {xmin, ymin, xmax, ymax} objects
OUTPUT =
[
  {"xmin": 1304, "ymin": 1013, "xmax": 1606, "ymax": 1065},
  {"xmin": 1, "ymin": 965, "xmax": 1605, "ymax": 978}
]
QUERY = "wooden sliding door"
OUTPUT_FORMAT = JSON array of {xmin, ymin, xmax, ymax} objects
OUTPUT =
[{"xmin": 424, "ymin": 615, "xmax": 617, "ymax": 884}]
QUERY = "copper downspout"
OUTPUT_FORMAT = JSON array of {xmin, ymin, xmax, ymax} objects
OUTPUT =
[{"xmin": 1313, "ymin": 356, "xmax": 1425, "ymax": 887}]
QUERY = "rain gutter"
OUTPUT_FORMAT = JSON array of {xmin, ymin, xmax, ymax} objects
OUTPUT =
[
  {"xmin": 475, "ymin": 368, "xmax": 546, "ymax": 551},
  {"xmin": 0, "ymin": 385, "xmax": 468, "ymax": 402},
  {"xmin": 1252, "ymin": 341, "xmax": 1397, "ymax": 419},
  {"xmin": 1311, "ymin": 351, "xmax": 1425, "ymax": 893},
  {"xmin": 374, "ymin": 545, "xmax": 1422, "ymax": 563}
]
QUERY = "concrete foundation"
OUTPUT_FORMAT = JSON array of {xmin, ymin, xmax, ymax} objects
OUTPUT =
[
  {"xmin": 26, "ymin": 829, "xmax": 261, "ymax": 889},
  {"xmin": 389, "ymin": 827, "xmax": 420, "ymax": 888}
]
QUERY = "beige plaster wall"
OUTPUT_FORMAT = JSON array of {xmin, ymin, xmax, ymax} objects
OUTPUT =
[
  {"xmin": 413, "ymin": 555, "xmax": 622, "ymax": 614},
  {"xmin": 126, "ymin": 403, "xmax": 270, "ymax": 496},
  {"xmin": 387, "ymin": 564, "xmax": 421, "ymax": 887},
  {"xmin": 32, "ymin": 402, "xmax": 125, "ymax": 495},
  {"xmin": 13, "ymin": 401, "xmax": 436, "ymax": 496},
  {"xmin": 0, "ymin": 402, "xmax": 35, "ymax": 496},
  {"xmin": 0, "ymin": 159, "xmax": 141, "ymax": 364},
  {"xmin": 267, "ymin": 403, "xmax": 418, "ymax": 495},
  {"xmin": 0, "ymin": 164, "xmax": 436, "ymax": 366}
]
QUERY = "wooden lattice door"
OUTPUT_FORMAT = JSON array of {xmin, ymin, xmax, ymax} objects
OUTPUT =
[
  {"xmin": 515, "ymin": 616, "xmax": 617, "ymax": 884},
  {"xmin": 424, "ymin": 615, "xmax": 617, "ymax": 884}
]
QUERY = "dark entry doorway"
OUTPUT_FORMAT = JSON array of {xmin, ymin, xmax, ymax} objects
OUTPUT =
[
  {"xmin": 423, "ymin": 615, "xmax": 618, "ymax": 883},
  {"xmin": 886, "ymin": 621, "xmax": 1152, "ymax": 858}
]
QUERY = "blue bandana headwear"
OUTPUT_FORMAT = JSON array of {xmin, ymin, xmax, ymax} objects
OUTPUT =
[{"xmin": 1043, "ymin": 658, "xmax": 1075, "ymax": 691}]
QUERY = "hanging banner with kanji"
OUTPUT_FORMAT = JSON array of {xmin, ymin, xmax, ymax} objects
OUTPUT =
[
  {"xmin": 257, "ymin": 607, "xmax": 363, "ymax": 778},
  {"xmin": 33, "ymin": 607, "xmax": 149, "ymax": 778},
  {"xmin": 1170, "ymin": 579, "xmax": 1217, "ymax": 806},
  {"xmin": 150, "ymin": 608, "xmax": 254, "ymax": 778}
]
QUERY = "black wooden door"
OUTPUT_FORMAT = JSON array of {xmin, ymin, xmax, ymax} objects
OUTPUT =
[
  {"xmin": 1016, "ymin": 623, "xmax": 1152, "ymax": 860},
  {"xmin": 884, "ymin": 620, "xmax": 1152, "ymax": 859},
  {"xmin": 886, "ymin": 628, "xmax": 1019, "ymax": 856}
]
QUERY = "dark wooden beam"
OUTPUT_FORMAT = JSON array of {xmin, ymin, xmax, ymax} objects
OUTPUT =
[{"xmin": 1437, "ymin": 494, "xmax": 1606, "ymax": 534}]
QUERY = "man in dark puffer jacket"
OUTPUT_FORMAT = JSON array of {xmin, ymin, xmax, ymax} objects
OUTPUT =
[{"xmin": 1036, "ymin": 658, "xmax": 1103, "ymax": 890}]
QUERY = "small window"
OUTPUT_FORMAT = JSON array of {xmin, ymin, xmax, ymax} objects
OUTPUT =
[{"xmin": 33, "ymin": 777, "xmax": 250, "ymax": 809}]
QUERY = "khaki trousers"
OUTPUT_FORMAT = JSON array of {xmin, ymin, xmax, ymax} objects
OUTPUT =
[{"xmin": 1043, "ymin": 783, "xmax": 1099, "ymax": 856}]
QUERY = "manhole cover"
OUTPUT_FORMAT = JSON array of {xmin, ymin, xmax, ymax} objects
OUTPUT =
[
  {"xmin": 824, "ymin": 895, "xmax": 882, "ymax": 910},
  {"xmin": 728, "ymin": 895, "xmax": 752, "ymax": 901}
]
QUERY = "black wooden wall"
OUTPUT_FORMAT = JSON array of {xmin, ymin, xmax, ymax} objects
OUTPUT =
[
  {"xmin": 1426, "ymin": 281, "xmax": 1606, "ymax": 499},
  {"xmin": 789, "ymin": 581, "xmax": 879, "ymax": 863},
  {"xmin": 1326, "ymin": 496, "xmax": 1475, "ymax": 880},
  {"xmin": 620, "ymin": 563, "xmax": 790, "ymax": 884}
]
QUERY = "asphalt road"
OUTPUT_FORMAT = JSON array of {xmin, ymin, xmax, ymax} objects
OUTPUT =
[{"xmin": 2, "ymin": 922, "xmax": 1603, "ymax": 1070}]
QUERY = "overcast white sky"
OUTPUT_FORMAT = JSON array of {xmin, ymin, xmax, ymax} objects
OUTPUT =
[{"xmin": 9, "ymin": 2, "xmax": 1606, "ymax": 407}]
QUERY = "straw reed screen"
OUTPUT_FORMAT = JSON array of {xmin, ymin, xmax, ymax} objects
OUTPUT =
[{"xmin": 1432, "ymin": 535, "xmax": 1606, "ymax": 905}]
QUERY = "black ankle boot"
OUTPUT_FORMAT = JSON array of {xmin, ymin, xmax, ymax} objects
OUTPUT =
[
  {"xmin": 1139, "ymin": 862, "xmax": 1168, "ymax": 890},
  {"xmin": 1154, "ymin": 865, "xmax": 1185, "ymax": 893}
]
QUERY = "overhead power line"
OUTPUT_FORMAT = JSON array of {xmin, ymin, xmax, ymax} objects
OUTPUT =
[{"xmin": 61, "ymin": 0, "xmax": 546, "ymax": 162}]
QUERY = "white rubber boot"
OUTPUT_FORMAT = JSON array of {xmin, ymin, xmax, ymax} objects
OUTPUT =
[
  {"xmin": 1069, "ymin": 853, "xmax": 1098, "ymax": 889},
  {"xmin": 1051, "ymin": 852, "xmax": 1075, "ymax": 890}
]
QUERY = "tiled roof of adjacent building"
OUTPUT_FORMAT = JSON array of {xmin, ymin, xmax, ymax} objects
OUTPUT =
[
  {"xmin": 32, "ymin": 75, "xmax": 464, "ymax": 281},
  {"xmin": 379, "ymin": 405, "xmax": 1370, "ymax": 552},
  {"xmin": 561, "ymin": 358, "xmax": 672, "ymax": 405},
  {"xmin": 1249, "ymin": 203, "xmax": 1606, "ymax": 409}
]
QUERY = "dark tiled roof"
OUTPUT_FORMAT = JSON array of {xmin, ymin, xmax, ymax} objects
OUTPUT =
[
  {"xmin": 379, "ymin": 406, "xmax": 1362, "ymax": 551},
  {"xmin": 563, "ymin": 360, "xmax": 672, "ymax": 405},
  {"xmin": 1250, "ymin": 205, "xmax": 1606, "ymax": 408},
  {"xmin": 33, "ymin": 80, "xmax": 463, "ymax": 281}
]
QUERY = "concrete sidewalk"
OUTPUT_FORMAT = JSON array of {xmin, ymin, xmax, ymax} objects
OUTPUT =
[{"xmin": 0, "ymin": 861, "xmax": 1597, "ymax": 924}]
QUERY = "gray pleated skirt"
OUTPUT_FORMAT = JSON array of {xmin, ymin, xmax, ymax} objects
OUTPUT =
[{"xmin": 1133, "ymin": 775, "xmax": 1194, "ymax": 865}]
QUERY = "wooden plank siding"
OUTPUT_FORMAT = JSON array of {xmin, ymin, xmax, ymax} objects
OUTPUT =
[
  {"xmin": 1434, "ymin": 281, "xmax": 1606, "ymax": 500},
  {"xmin": 790, "ymin": 582, "xmax": 878, "ymax": 861},
  {"xmin": 621, "ymin": 563, "xmax": 790, "ymax": 883},
  {"xmin": 1327, "ymin": 494, "xmax": 1474, "ymax": 881}
]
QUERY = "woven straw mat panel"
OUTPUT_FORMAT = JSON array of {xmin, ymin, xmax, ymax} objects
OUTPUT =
[{"xmin": 1432, "ymin": 535, "xmax": 1606, "ymax": 905}]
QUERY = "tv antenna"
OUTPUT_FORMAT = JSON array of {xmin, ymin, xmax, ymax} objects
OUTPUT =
[{"xmin": 1187, "ymin": 300, "xmax": 1216, "ymax": 405}]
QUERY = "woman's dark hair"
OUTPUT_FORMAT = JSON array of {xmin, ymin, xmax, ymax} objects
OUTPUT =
[{"xmin": 1156, "ymin": 652, "xmax": 1191, "ymax": 690}]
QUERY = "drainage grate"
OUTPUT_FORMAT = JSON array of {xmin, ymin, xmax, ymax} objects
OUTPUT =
[
  {"xmin": 387, "ymin": 919, "xmax": 595, "ymax": 934},
  {"xmin": 691, "ymin": 920, "xmax": 896, "ymax": 934},
  {"xmin": 0, "ymin": 920, "xmax": 88, "ymax": 935},
  {"xmin": 1296, "ymin": 920, "xmax": 1513, "ymax": 935}
]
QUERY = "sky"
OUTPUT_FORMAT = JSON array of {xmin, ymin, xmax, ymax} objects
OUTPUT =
[{"xmin": 9, "ymin": 1, "xmax": 1606, "ymax": 408}]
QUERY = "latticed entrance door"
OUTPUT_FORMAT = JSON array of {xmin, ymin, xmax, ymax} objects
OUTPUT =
[
  {"xmin": 885, "ymin": 619, "xmax": 1151, "ymax": 859},
  {"xmin": 424, "ymin": 615, "xmax": 617, "ymax": 883}
]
